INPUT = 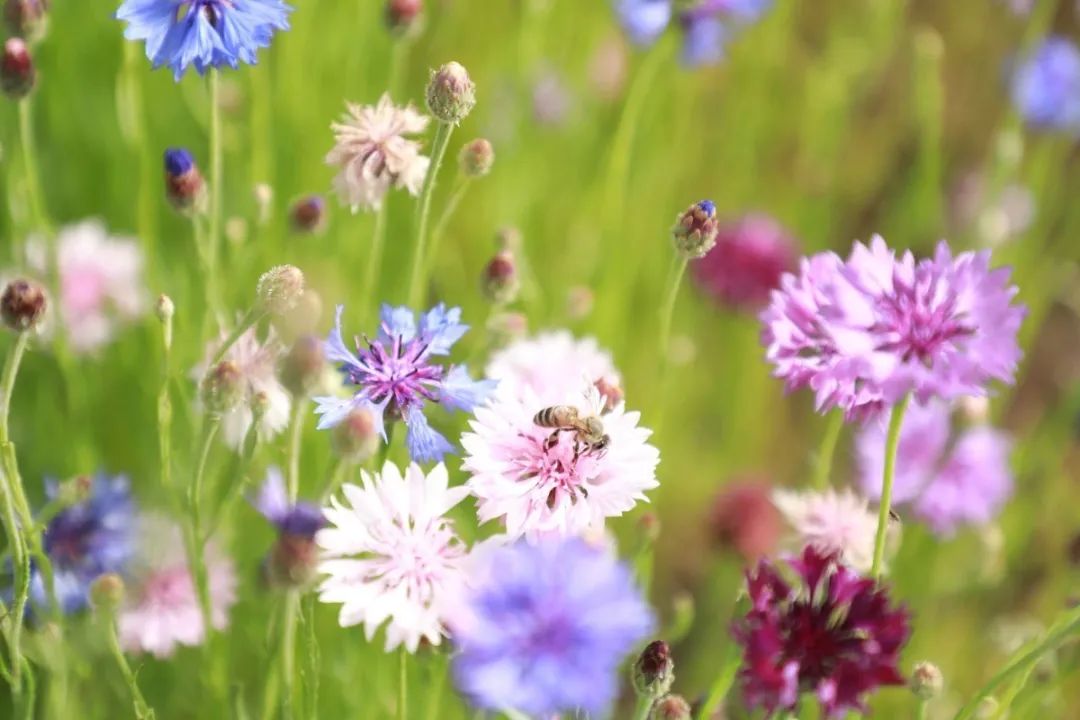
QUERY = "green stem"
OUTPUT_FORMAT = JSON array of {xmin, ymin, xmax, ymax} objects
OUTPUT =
[
  {"xmin": 208, "ymin": 69, "xmax": 223, "ymax": 310},
  {"xmin": 811, "ymin": 411, "xmax": 844, "ymax": 489},
  {"xmin": 632, "ymin": 695, "xmax": 653, "ymax": 720},
  {"xmin": 360, "ymin": 202, "xmax": 388, "ymax": 323},
  {"xmin": 424, "ymin": 652, "xmax": 448, "ymax": 720},
  {"xmin": 916, "ymin": 698, "xmax": 929, "ymax": 720},
  {"xmin": 695, "ymin": 639, "xmax": 742, "ymax": 720},
  {"xmin": 186, "ymin": 418, "xmax": 220, "ymax": 648},
  {"xmin": 18, "ymin": 98, "xmax": 50, "ymax": 241},
  {"xmin": 407, "ymin": 122, "xmax": 454, "ymax": 308},
  {"xmin": 103, "ymin": 612, "xmax": 155, "ymax": 719},
  {"xmin": 871, "ymin": 395, "xmax": 909, "ymax": 580},
  {"xmin": 303, "ymin": 593, "xmax": 320, "ymax": 719},
  {"xmin": 0, "ymin": 465, "xmax": 27, "ymax": 692},
  {"xmin": 0, "ymin": 333, "xmax": 29, "ymax": 447},
  {"xmin": 397, "ymin": 647, "xmax": 408, "ymax": 720},
  {"xmin": 424, "ymin": 176, "xmax": 472, "ymax": 279},
  {"xmin": 657, "ymin": 256, "xmax": 688, "ymax": 365},
  {"xmin": 192, "ymin": 213, "xmax": 222, "ymax": 326},
  {"xmin": 281, "ymin": 590, "xmax": 299, "ymax": 719},
  {"xmin": 320, "ymin": 458, "xmax": 350, "ymax": 504},
  {"xmin": 209, "ymin": 308, "xmax": 265, "ymax": 367},
  {"xmin": 286, "ymin": 399, "xmax": 307, "ymax": 503}
]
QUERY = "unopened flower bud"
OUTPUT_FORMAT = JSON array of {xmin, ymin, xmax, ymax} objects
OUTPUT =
[
  {"xmin": 426, "ymin": 61, "xmax": 475, "ymax": 125},
  {"xmin": 495, "ymin": 226, "xmax": 521, "ymax": 251},
  {"xmin": 155, "ymin": 294, "xmax": 175, "ymax": 323},
  {"xmin": 482, "ymin": 250, "xmax": 519, "ymax": 304},
  {"xmin": 632, "ymin": 640, "xmax": 674, "ymax": 699},
  {"xmin": 910, "ymin": 661, "xmax": 943, "ymax": 700},
  {"xmin": 264, "ymin": 533, "xmax": 321, "ymax": 588},
  {"xmin": 90, "ymin": 573, "xmax": 125, "ymax": 612},
  {"xmin": 594, "ymin": 375, "xmax": 623, "ymax": 412},
  {"xmin": 201, "ymin": 361, "xmax": 244, "ymax": 414},
  {"xmin": 290, "ymin": 194, "xmax": 327, "ymax": 234},
  {"xmin": 672, "ymin": 199, "xmax": 719, "ymax": 259},
  {"xmin": 332, "ymin": 407, "xmax": 380, "ymax": 462},
  {"xmin": 385, "ymin": 0, "xmax": 422, "ymax": 34},
  {"xmin": 164, "ymin": 147, "xmax": 206, "ymax": 212},
  {"xmin": 486, "ymin": 311, "xmax": 528, "ymax": 347},
  {"xmin": 257, "ymin": 264, "xmax": 305, "ymax": 316},
  {"xmin": 650, "ymin": 695, "xmax": 691, "ymax": 720},
  {"xmin": 638, "ymin": 511, "xmax": 660, "ymax": 544},
  {"xmin": 226, "ymin": 216, "xmax": 248, "ymax": 245},
  {"xmin": 254, "ymin": 183, "xmax": 274, "ymax": 225},
  {"xmin": 57, "ymin": 474, "xmax": 93, "ymax": 507},
  {"xmin": 5, "ymin": 0, "xmax": 48, "ymax": 40},
  {"xmin": 281, "ymin": 335, "xmax": 326, "ymax": 396},
  {"xmin": 459, "ymin": 138, "xmax": 494, "ymax": 177},
  {"xmin": 2, "ymin": 38, "xmax": 35, "ymax": 99},
  {"xmin": 1, "ymin": 278, "xmax": 47, "ymax": 332}
]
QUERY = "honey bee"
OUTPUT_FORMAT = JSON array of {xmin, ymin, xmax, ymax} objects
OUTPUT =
[{"xmin": 533, "ymin": 405, "xmax": 610, "ymax": 456}]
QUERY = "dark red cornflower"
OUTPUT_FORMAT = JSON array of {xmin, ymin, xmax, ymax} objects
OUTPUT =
[
  {"xmin": 709, "ymin": 479, "xmax": 781, "ymax": 562},
  {"xmin": 692, "ymin": 213, "xmax": 797, "ymax": 311},
  {"xmin": 732, "ymin": 546, "xmax": 911, "ymax": 718}
]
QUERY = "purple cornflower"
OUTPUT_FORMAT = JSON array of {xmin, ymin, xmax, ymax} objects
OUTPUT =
[
  {"xmin": 448, "ymin": 538, "xmax": 654, "ymax": 717},
  {"xmin": 615, "ymin": 0, "xmax": 772, "ymax": 68},
  {"xmin": 251, "ymin": 467, "xmax": 324, "ymax": 587},
  {"xmin": 856, "ymin": 399, "xmax": 1013, "ymax": 536},
  {"xmin": 761, "ymin": 236, "xmax": 1025, "ymax": 421},
  {"xmin": 732, "ymin": 546, "xmax": 911, "ymax": 718},
  {"xmin": 115, "ymin": 0, "xmax": 293, "ymax": 81},
  {"xmin": 692, "ymin": 213, "xmax": 798, "ymax": 311},
  {"xmin": 314, "ymin": 304, "xmax": 495, "ymax": 463},
  {"xmin": 1010, "ymin": 37, "xmax": 1080, "ymax": 134}
]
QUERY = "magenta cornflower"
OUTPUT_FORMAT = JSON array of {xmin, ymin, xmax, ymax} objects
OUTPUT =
[
  {"xmin": 733, "ymin": 546, "xmax": 911, "ymax": 717},
  {"xmin": 761, "ymin": 236, "xmax": 1025, "ymax": 420},
  {"xmin": 693, "ymin": 213, "xmax": 798, "ymax": 311}
]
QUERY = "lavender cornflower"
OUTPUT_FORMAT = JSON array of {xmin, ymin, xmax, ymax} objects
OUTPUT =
[
  {"xmin": 1010, "ymin": 37, "xmax": 1080, "ymax": 134},
  {"xmin": 314, "ymin": 304, "xmax": 495, "ymax": 463},
  {"xmin": 115, "ymin": 0, "xmax": 293, "ymax": 81},
  {"xmin": 251, "ymin": 467, "xmax": 324, "ymax": 587},
  {"xmin": 615, "ymin": 0, "xmax": 772, "ymax": 68},
  {"xmin": 761, "ymin": 236, "xmax": 1025, "ymax": 420},
  {"xmin": 448, "ymin": 537, "xmax": 654, "ymax": 717}
]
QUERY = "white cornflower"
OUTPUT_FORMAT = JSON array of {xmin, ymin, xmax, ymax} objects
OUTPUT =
[
  {"xmin": 772, "ymin": 488, "xmax": 880, "ymax": 573},
  {"xmin": 485, "ymin": 330, "xmax": 621, "ymax": 403}
]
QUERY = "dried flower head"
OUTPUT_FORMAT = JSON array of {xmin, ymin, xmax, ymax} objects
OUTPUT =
[{"xmin": 1, "ymin": 278, "xmax": 47, "ymax": 332}]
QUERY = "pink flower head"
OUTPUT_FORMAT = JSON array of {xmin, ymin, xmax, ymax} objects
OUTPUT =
[
  {"xmin": 485, "ymin": 331, "xmax": 621, "ymax": 404},
  {"xmin": 118, "ymin": 515, "xmax": 237, "ymax": 659},
  {"xmin": 461, "ymin": 384, "xmax": 659, "ymax": 541},
  {"xmin": 692, "ymin": 213, "xmax": 798, "ymax": 311},
  {"xmin": 761, "ymin": 236, "xmax": 1025, "ymax": 420},
  {"xmin": 856, "ymin": 399, "xmax": 1014, "ymax": 536},
  {"xmin": 772, "ymin": 488, "xmax": 879, "ymax": 573}
]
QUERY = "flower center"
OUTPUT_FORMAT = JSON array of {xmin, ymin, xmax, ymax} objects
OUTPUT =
[
  {"xmin": 514, "ymin": 431, "xmax": 603, "ymax": 510},
  {"xmin": 351, "ymin": 335, "xmax": 444, "ymax": 415},
  {"xmin": 874, "ymin": 281, "xmax": 973, "ymax": 365}
]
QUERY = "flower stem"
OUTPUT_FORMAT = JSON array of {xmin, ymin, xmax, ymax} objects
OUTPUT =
[
  {"xmin": 0, "ymin": 465, "xmax": 28, "ymax": 692},
  {"xmin": 397, "ymin": 646, "xmax": 408, "ymax": 720},
  {"xmin": 871, "ymin": 395, "xmax": 910, "ymax": 580},
  {"xmin": 631, "ymin": 696, "xmax": 653, "ymax": 720},
  {"xmin": 186, "ymin": 417, "xmax": 220, "ymax": 648},
  {"xmin": 286, "ymin": 399, "xmax": 307, "ymax": 503},
  {"xmin": 209, "ymin": 308, "xmax": 265, "ymax": 367},
  {"xmin": 695, "ymin": 639, "xmax": 741, "ymax": 720},
  {"xmin": 658, "ymin": 256, "xmax": 688, "ymax": 366},
  {"xmin": 360, "ymin": 202, "xmax": 388, "ymax": 323},
  {"xmin": 102, "ymin": 611, "xmax": 156, "ymax": 719},
  {"xmin": 281, "ymin": 590, "xmax": 300, "ymax": 719},
  {"xmin": 424, "ymin": 175, "xmax": 472, "ymax": 279},
  {"xmin": 18, "ymin": 98, "xmax": 50, "ymax": 241},
  {"xmin": 916, "ymin": 698, "xmax": 929, "ymax": 720},
  {"xmin": 208, "ymin": 68, "xmax": 224, "ymax": 311},
  {"xmin": 407, "ymin": 121, "xmax": 454, "ymax": 308},
  {"xmin": 811, "ymin": 410, "xmax": 844, "ymax": 489}
]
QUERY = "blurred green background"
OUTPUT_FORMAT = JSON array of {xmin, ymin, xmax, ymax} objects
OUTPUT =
[{"xmin": 2, "ymin": 0, "xmax": 1080, "ymax": 717}]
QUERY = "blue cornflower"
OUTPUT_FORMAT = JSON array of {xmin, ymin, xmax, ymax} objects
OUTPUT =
[
  {"xmin": 115, "ymin": 0, "xmax": 293, "ymax": 81},
  {"xmin": 314, "ymin": 304, "xmax": 496, "ymax": 464},
  {"xmin": 448, "ymin": 538, "xmax": 655, "ymax": 717},
  {"xmin": 1011, "ymin": 36, "xmax": 1080, "ymax": 134},
  {"xmin": 615, "ymin": 0, "xmax": 772, "ymax": 68},
  {"xmin": 250, "ymin": 466, "xmax": 324, "ymax": 539}
]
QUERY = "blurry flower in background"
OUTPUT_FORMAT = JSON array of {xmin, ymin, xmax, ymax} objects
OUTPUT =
[
  {"xmin": 733, "ymin": 546, "xmax": 910, "ymax": 717},
  {"xmin": 317, "ymin": 462, "xmax": 468, "ymax": 652},
  {"xmin": 772, "ymin": 488, "xmax": 880, "ymax": 573},
  {"xmin": 250, "ymin": 467, "xmax": 325, "ymax": 587},
  {"xmin": 692, "ymin": 213, "xmax": 798, "ymax": 311},
  {"xmin": 448, "ymin": 537, "xmax": 654, "ymax": 717},
  {"xmin": 588, "ymin": 33, "xmax": 629, "ymax": 101},
  {"xmin": 614, "ymin": 0, "xmax": 772, "ymax": 68},
  {"xmin": 315, "ymin": 304, "xmax": 495, "ymax": 463},
  {"xmin": 708, "ymin": 479, "xmax": 780, "ymax": 562},
  {"xmin": 1011, "ymin": 36, "xmax": 1080, "ymax": 134},
  {"xmin": 26, "ymin": 220, "xmax": 148, "ymax": 354},
  {"xmin": 950, "ymin": 172, "xmax": 1034, "ymax": 248},
  {"xmin": 118, "ymin": 514, "xmax": 237, "ymax": 658},
  {"xmin": 325, "ymin": 94, "xmax": 430, "ymax": 212},
  {"xmin": 289, "ymin": 194, "xmax": 328, "ymax": 234},
  {"xmin": 115, "ymin": 0, "xmax": 294, "ymax": 80},
  {"xmin": 856, "ymin": 399, "xmax": 1014, "ymax": 536},
  {"xmin": 486, "ymin": 330, "xmax": 620, "ymax": 403},
  {"xmin": 531, "ymin": 67, "xmax": 572, "ymax": 127},
  {"xmin": 462, "ymin": 385, "xmax": 659, "ymax": 540},
  {"xmin": 4, "ymin": 0, "xmax": 49, "ymax": 41}
]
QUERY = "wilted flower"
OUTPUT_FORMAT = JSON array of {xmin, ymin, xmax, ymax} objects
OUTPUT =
[
  {"xmin": 615, "ymin": 0, "xmax": 772, "ymax": 68},
  {"xmin": 251, "ymin": 467, "xmax": 325, "ymax": 587},
  {"xmin": 772, "ymin": 488, "xmax": 880, "ymax": 573},
  {"xmin": 1, "ymin": 36, "xmax": 34, "ymax": 98},
  {"xmin": 326, "ymin": 94, "xmax": 430, "ymax": 212},
  {"xmin": 692, "ymin": 213, "xmax": 798, "ymax": 311},
  {"xmin": 448, "ymin": 537, "xmax": 654, "ymax": 716},
  {"xmin": 733, "ymin": 546, "xmax": 911, "ymax": 717},
  {"xmin": 317, "ymin": 462, "xmax": 468, "ymax": 652},
  {"xmin": 485, "ymin": 330, "xmax": 621, "ymax": 403},
  {"xmin": 314, "ymin": 304, "xmax": 494, "ymax": 463},
  {"xmin": 1, "ymin": 278, "xmax": 47, "ymax": 332},
  {"xmin": 856, "ymin": 399, "xmax": 1014, "ymax": 536},
  {"xmin": 1011, "ymin": 37, "xmax": 1080, "ymax": 134},
  {"xmin": 462, "ymin": 385, "xmax": 659, "ymax": 541},
  {"xmin": 115, "ymin": 0, "xmax": 294, "ymax": 81},
  {"xmin": 709, "ymin": 479, "xmax": 781, "ymax": 562},
  {"xmin": 118, "ymin": 515, "xmax": 237, "ymax": 658}
]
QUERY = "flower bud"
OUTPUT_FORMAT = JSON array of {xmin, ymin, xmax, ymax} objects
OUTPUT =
[
  {"xmin": 331, "ymin": 407, "xmax": 380, "ymax": 462},
  {"xmin": 594, "ymin": 375, "xmax": 623, "ymax": 412},
  {"xmin": 164, "ymin": 147, "xmax": 206, "ymax": 213},
  {"xmin": 458, "ymin": 138, "xmax": 494, "ymax": 177},
  {"xmin": 910, "ymin": 661, "xmax": 944, "ymax": 700},
  {"xmin": 264, "ymin": 533, "xmax": 320, "ymax": 588},
  {"xmin": 709, "ymin": 479, "xmax": 781, "ymax": 562},
  {"xmin": 155, "ymin": 294, "xmax": 175, "ymax": 323},
  {"xmin": 5, "ymin": 0, "xmax": 48, "ymax": 40},
  {"xmin": 1, "ymin": 278, "xmax": 47, "ymax": 332},
  {"xmin": 959, "ymin": 395, "xmax": 990, "ymax": 424},
  {"xmin": 671, "ymin": 199, "xmax": 719, "ymax": 259},
  {"xmin": 200, "ymin": 361, "xmax": 244, "ymax": 414},
  {"xmin": 385, "ymin": 0, "xmax": 421, "ymax": 34},
  {"xmin": 638, "ymin": 511, "xmax": 660, "ymax": 544},
  {"xmin": 632, "ymin": 640, "xmax": 674, "ymax": 699},
  {"xmin": 426, "ymin": 61, "xmax": 476, "ymax": 125},
  {"xmin": 56, "ymin": 474, "xmax": 93, "ymax": 508},
  {"xmin": 226, "ymin": 216, "xmax": 248, "ymax": 245},
  {"xmin": 566, "ymin": 285, "xmax": 594, "ymax": 320},
  {"xmin": 254, "ymin": 183, "xmax": 274, "ymax": 225},
  {"xmin": 281, "ymin": 335, "xmax": 326, "ymax": 396},
  {"xmin": 495, "ymin": 226, "xmax": 521, "ymax": 252},
  {"xmin": 289, "ymin": 194, "xmax": 327, "ymax": 234},
  {"xmin": 481, "ymin": 250, "xmax": 519, "ymax": 305},
  {"xmin": 1, "ymin": 38, "xmax": 35, "ymax": 99},
  {"xmin": 650, "ymin": 695, "xmax": 691, "ymax": 720},
  {"xmin": 90, "ymin": 573, "xmax": 125, "ymax": 612},
  {"xmin": 275, "ymin": 289, "xmax": 324, "ymax": 342},
  {"xmin": 486, "ymin": 311, "xmax": 528, "ymax": 347},
  {"xmin": 256, "ymin": 264, "xmax": 305, "ymax": 316}
]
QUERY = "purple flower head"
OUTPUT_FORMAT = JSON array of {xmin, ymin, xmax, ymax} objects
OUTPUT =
[
  {"xmin": 693, "ymin": 213, "xmax": 799, "ymax": 311},
  {"xmin": 761, "ymin": 236, "xmax": 1025, "ymax": 420},
  {"xmin": 448, "ymin": 538, "xmax": 654, "ymax": 717},
  {"xmin": 733, "ymin": 546, "xmax": 911, "ymax": 718},
  {"xmin": 614, "ymin": 0, "xmax": 672, "ymax": 46},
  {"xmin": 115, "ymin": 0, "xmax": 293, "ymax": 81},
  {"xmin": 856, "ymin": 400, "xmax": 1013, "ymax": 536},
  {"xmin": 163, "ymin": 147, "xmax": 204, "ymax": 211},
  {"xmin": 314, "ymin": 304, "xmax": 496, "ymax": 463},
  {"xmin": 251, "ymin": 466, "xmax": 324, "ymax": 539},
  {"xmin": 164, "ymin": 147, "xmax": 194, "ymax": 176},
  {"xmin": 1010, "ymin": 37, "xmax": 1080, "ymax": 134},
  {"xmin": 614, "ymin": 0, "xmax": 772, "ymax": 67}
]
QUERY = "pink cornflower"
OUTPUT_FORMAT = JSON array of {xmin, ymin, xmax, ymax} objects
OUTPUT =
[
  {"xmin": 117, "ymin": 515, "xmax": 237, "ymax": 659},
  {"xmin": 761, "ymin": 236, "xmax": 1025, "ymax": 420},
  {"xmin": 692, "ymin": 213, "xmax": 798, "ymax": 311},
  {"xmin": 325, "ymin": 93, "xmax": 430, "ymax": 212},
  {"xmin": 461, "ymin": 385, "xmax": 659, "ymax": 541},
  {"xmin": 772, "ymin": 488, "xmax": 879, "ymax": 573},
  {"xmin": 485, "ymin": 330, "xmax": 621, "ymax": 403},
  {"xmin": 316, "ymin": 462, "xmax": 469, "ymax": 652}
]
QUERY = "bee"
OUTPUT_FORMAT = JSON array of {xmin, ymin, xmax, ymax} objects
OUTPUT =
[{"xmin": 533, "ymin": 405, "xmax": 610, "ymax": 456}]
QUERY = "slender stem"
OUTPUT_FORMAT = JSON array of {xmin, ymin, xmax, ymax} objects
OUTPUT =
[
  {"xmin": 320, "ymin": 458, "xmax": 350, "ymax": 504},
  {"xmin": 18, "ymin": 99, "xmax": 50, "ymax": 242},
  {"xmin": 103, "ymin": 612, "xmax": 156, "ymax": 719},
  {"xmin": 424, "ymin": 176, "xmax": 472, "ymax": 278},
  {"xmin": 632, "ymin": 696, "xmax": 653, "ymax": 720},
  {"xmin": 397, "ymin": 646, "xmax": 408, "ymax": 720},
  {"xmin": 0, "ymin": 333, "xmax": 29, "ymax": 447},
  {"xmin": 209, "ymin": 308, "xmax": 264, "ymax": 367},
  {"xmin": 424, "ymin": 652, "xmax": 448, "ymax": 720},
  {"xmin": 281, "ymin": 590, "xmax": 300, "ymax": 719},
  {"xmin": 811, "ymin": 411, "xmax": 844, "ymax": 489},
  {"xmin": 0, "ymin": 466, "xmax": 27, "ymax": 691},
  {"xmin": 192, "ymin": 213, "xmax": 222, "ymax": 326},
  {"xmin": 286, "ymin": 399, "xmax": 307, "ymax": 503},
  {"xmin": 658, "ymin": 256, "xmax": 688, "ymax": 365},
  {"xmin": 360, "ymin": 203, "xmax": 388, "ymax": 323},
  {"xmin": 695, "ymin": 640, "xmax": 741, "ymax": 720},
  {"xmin": 186, "ymin": 418, "xmax": 220, "ymax": 646},
  {"xmin": 871, "ymin": 395, "xmax": 910, "ymax": 580},
  {"xmin": 916, "ymin": 698, "xmax": 928, "ymax": 720},
  {"xmin": 407, "ymin": 122, "xmax": 454, "ymax": 308},
  {"xmin": 303, "ymin": 593, "xmax": 320, "ymax": 719},
  {"xmin": 208, "ymin": 69, "xmax": 223, "ymax": 307}
]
